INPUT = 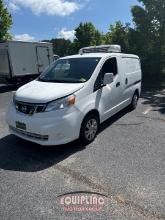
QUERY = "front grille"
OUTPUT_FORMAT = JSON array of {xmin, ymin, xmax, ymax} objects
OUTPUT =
[
  {"xmin": 9, "ymin": 126, "xmax": 49, "ymax": 141},
  {"xmin": 15, "ymin": 101, "xmax": 46, "ymax": 115}
]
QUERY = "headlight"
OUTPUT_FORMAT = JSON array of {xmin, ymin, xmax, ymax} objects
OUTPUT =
[{"xmin": 45, "ymin": 95, "xmax": 76, "ymax": 112}]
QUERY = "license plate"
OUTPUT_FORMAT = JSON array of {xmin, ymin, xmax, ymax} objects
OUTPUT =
[{"xmin": 15, "ymin": 121, "xmax": 26, "ymax": 130}]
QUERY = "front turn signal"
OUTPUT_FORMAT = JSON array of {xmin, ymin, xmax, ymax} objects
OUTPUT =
[{"xmin": 67, "ymin": 95, "xmax": 76, "ymax": 105}]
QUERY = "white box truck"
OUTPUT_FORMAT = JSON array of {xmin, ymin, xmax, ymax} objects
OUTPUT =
[{"xmin": 0, "ymin": 41, "xmax": 54, "ymax": 84}]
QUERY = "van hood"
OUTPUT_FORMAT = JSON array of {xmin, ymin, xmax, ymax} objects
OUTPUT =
[{"xmin": 15, "ymin": 80, "xmax": 84, "ymax": 103}]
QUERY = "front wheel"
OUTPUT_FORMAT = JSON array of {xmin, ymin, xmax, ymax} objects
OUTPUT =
[{"xmin": 80, "ymin": 114, "xmax": 99, "ymax": 145}]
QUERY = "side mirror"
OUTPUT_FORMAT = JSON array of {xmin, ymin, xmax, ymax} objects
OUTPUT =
[{"xmin": 103, "ymin": 73, "xmax": 114, "ymax": 85}]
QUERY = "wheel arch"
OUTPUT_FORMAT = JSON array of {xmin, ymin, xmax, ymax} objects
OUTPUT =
[
  {"xmin": 83, "ymin": 109, "xmax": 100, "ymax": 123},
  {"xmin": 80, "ymin": 109, "xmax": 100, "ymax": 135},
  {"xmin": 134, "ymin": 88, "xmax": 140, "ymax": 98}
]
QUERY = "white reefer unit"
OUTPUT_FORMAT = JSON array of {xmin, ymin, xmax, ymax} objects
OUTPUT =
[{"xmin": 0, "ymin": 41, "xmax": 54, "ymax": 83}]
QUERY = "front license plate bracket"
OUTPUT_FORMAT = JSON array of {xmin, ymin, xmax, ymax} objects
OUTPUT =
[{"xmin": 15, "ymin": 121, "xmax": 26, "ymax": 130}]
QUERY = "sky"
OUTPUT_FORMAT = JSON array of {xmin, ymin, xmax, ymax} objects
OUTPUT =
[{"xmin": 4, "ymin": 0, "xmax": 141, "ymax": 41}]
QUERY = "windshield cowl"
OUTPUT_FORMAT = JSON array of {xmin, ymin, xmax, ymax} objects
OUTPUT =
[{"xmin": 38, "ymin": 77, "xmax": 86, "ymax": 84}]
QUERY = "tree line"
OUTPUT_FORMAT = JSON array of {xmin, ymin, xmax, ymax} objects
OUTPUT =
[{"xmin": 1, "ymin": 0, "xmax": 165, "ymax": 76}]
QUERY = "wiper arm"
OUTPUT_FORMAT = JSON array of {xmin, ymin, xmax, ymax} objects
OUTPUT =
[
  {"xmin": 38, "ymin": 77, "xmax": 49, "ymax": 82},
  {"xmin": 38, "ymin": 78, "xmax": 85, "ymax": 83}
]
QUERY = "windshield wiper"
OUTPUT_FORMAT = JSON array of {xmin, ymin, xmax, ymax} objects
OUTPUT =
[
  {"xmin": 38, "ymin": 77, "xmax": 49, "ymax": 82},
  {"xmin": 38, "ymin": 77, "xmax": 85, "ymax": 83}
]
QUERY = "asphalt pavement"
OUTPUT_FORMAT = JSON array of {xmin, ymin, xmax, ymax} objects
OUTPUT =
[{"xmin": 0, "ymin": 84, "xmax": 165, "ymax": 220}]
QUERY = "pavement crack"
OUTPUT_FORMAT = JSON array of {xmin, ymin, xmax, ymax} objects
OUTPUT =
[
  {"xmin": 55, "ymin": 164, "xmax": 105, "ymax": 193},
  {"xmin": 55, "ymin": 164, "xmax": 165, "ymax": 219},
  {"xmin": 115, "ymin": 195, "xmax": 165, "ymax": 219},
  {"xmin": 114, "ymin": 122, "xmax": 144, "ymax": 126}
]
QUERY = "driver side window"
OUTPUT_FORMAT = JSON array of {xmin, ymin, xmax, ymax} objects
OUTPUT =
[{"xmin": 94, "ymin": 57, "xmax": 118, "ymax": 91}]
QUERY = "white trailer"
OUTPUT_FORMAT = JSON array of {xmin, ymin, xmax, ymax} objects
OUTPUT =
[{"xmin": 0, "ymin": 41, "xmax": 54, "ymax": 83}]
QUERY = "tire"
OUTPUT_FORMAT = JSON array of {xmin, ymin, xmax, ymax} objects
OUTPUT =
[
  {"xmin": 80, "ymin": 113, "xmax": 99, "ymax": 145},
  {"xmin": 130, "ymin": 92, "xmax": 139, "ymax": 110}
]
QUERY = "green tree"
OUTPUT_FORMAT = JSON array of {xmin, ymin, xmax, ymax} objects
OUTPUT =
[
  {"xmin": 0, "ymin": 0, "xmax": 12, "ymax": 41},
  {"xmin": 45, "ymin": 38, "xmax": 73, "ymax": 57},
  {"xmin": 74, "ymin": 22, "xmax": 103, "ymax": 51},
  {"xmin": 131, "ymin": 0, "xmax": 165, "ymax": 74},
  {"xmin": 105, "ymin": 21, "xmax": 130, "ymax": 52},
  {"xmin": 44, "ymin": 38, "xmax": 78, "ymax": 57}
]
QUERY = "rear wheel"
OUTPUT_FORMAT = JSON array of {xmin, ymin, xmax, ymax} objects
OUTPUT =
[
  {"xmin": 80, "ymin": 114, "xmax": 99, "ymax": 145},
  {"xmin": 130, "ymin": 92, "xmax": 139, "ymax": 110}
]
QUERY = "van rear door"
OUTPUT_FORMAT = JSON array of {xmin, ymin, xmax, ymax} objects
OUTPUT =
[
  {"xmin": 0, "ymin": 48, "xmax": 10, "ymax": 78},
  {"xmin": 36, "ymin": 46, "xmax": 50, "ymax": 73}
]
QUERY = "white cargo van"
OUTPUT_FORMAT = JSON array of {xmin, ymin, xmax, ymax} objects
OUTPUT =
[
  {"xmin": 6, "ymin": 45, "xmax": 142, "ymax": 146},
  {"xmin": 0, "ymin": 41, "xmax": 54, "ymax": 83}
]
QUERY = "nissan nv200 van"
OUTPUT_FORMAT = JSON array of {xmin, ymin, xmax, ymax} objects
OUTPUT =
[{"xmin": 6, "ymin": 45, "xmax": 142, "ymax": 145}]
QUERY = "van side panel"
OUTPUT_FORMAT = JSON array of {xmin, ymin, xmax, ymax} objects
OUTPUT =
[
  {"xmin": 75, "ymin": 55, "xmax": 142, "ymax": 126},
  {"xmin": 121, "ymin": 57, "xmax": 142, "ymax": 103},
  {"xmin": 9, "ymin": 42, "xmax": 39, "ymax": 77}
]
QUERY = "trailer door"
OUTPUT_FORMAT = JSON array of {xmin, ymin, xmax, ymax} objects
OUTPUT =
[
  {"xmin": 0, "ymin": 49, "xmax": 10, "ymax": 77},
  {"xmin": 36, "ymin": 46, "xmax": 50, "ymax": 73}
]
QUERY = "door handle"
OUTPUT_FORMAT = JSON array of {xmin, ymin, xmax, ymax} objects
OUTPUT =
[
  {"xmin": 125, "ymin": 78, "xmax": 128, "ymax": 85},
  {"xmin": 116, "ymin": 82, "xmax": 120, "ymax": 87}
]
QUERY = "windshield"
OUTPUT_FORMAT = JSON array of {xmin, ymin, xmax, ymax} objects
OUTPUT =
[{"xmin": 38, "ymin": 57, "xmax": 101, "ymax": 83}]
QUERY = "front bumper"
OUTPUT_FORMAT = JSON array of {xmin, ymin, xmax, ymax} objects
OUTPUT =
[{"xmin": 6, "ymin": 103, "xmax": 83, "ymax": 146}]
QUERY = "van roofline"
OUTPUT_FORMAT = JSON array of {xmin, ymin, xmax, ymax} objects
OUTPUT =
[
  {"xmin": 60, "ymin": 53, "xmax": 139, "ymax": 59},
  {"xmin": 1, "ymin": 40, "xmax": 52, "ymax": 45}
]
